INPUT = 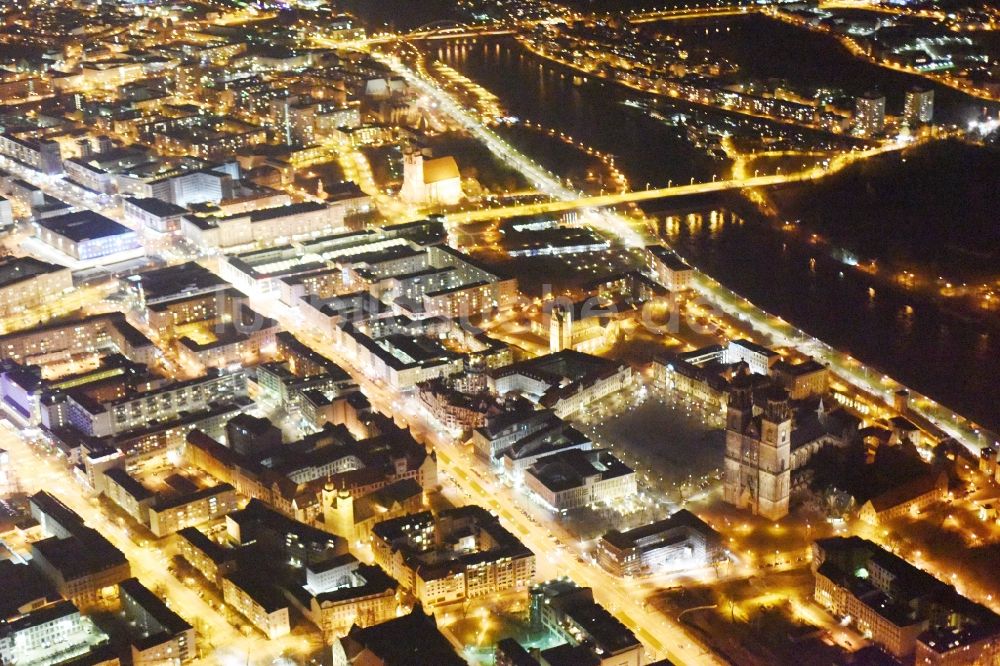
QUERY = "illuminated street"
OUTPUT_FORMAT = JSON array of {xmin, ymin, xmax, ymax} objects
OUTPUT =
[{"xmin": 0, "ymin": 0, "xmax": 999, "ymax": 665}]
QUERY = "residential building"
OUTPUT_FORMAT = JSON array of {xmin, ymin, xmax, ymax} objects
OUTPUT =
[
  {"xmin": 371, "ymin": 505, "xmax": 536, "ymax": 607},
  {"xmin": 28, "ymin": 492, "xmax": 131, "ymax": 608},
  {"xmin": 103, "ymin": 468, "xmax": 156, "ymax": 524},
  {"xmin": 530, "ymin": 579, "xmax": 644, "ymax": 666},
  {"xmin": 222, "ymin": 572, "xmax": 291, "ymax": 640},
  {"xmin": 646, "ymin": 244, "xmax": 694, "ymax": 291},
  {"xmin": 812, "ymin": 537, "xmax": 1000, "ymax": 660},
  {"xmin": 855, "ymin": 91, "xmax": 886, "ymax": 137},
  {"xmin": 904, "ymin": 87, "xmax": 934, "ymax": 125},
  {"xmin": 118, "ymin": 578, "xmax": 195, "ymax": 665},
  {"xmin": 147, "ymin": 484, "xmax": 238, "ymax": 537},
  {"xmin": 176, "ymin": 527, "xmax": 238, "ymax": 585},
  {"xmin": 0, "ymin": 133, "xmax": 62, "ymax": 174},
  {"xmin": 0, "ymin": 257, "xmax": 72, "ymax": 319},
  {"xmin": 293, "ymin": 554, "xmax": 399, "ymax": 641},
  {"xmin": 65, "ymin": 369, "xmax": 246, "ymax": 438}
]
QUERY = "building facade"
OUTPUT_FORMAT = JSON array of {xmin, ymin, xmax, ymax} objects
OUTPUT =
[{"xmin": 723, "ymin": 386, "xmax": 792, "ymax": 521}]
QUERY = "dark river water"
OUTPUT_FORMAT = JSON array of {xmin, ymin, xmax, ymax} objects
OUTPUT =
[
  {"xmin": 342, "ymin": 0, "xmax": 1000, "ymax": 431},
  {"xmin": 656, "ymin": 14, "xmax": 998, "ymax": 124},
  {"xmin": 432, "ymin": 39, "xmax": 723, "ymax": 187},
  {"xmin": 426, "ymin": 36, "xmax": 1000, "ymax": 432},
  {"xmin": 665, "ymin": 212, "xmax": 1000, "ymax": 433}
]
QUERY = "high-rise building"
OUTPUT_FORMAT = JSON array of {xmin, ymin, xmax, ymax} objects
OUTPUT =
[
  {"xmin": 96, "ymin": 135, "xmax": 115, "ymax": 154},
  {"xmin": 38, "ymin": 140, "xmax": 63, "ymax": 176},
  {"xmin": 76, "ymin": 138, "xmax": 92, "ymax": 158},
  {"xmin": 904, "ymin": 87, "xmax": 934, "ymax": 125},
  {"xmin": 723, "ymin": 382, "xmax": 792, "ymax": 520},
  {"xmin": 854, "ymin": 92, "xmax": 886, "ymax": 137}
]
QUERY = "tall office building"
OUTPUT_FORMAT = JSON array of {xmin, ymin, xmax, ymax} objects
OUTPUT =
[
  {"xmin": 904, "ymin": 87, "xmax": 934, "ymax": 125},
  {"xmin": 854, "ymin": 92, "xmax": 886, "ymax": 137}
]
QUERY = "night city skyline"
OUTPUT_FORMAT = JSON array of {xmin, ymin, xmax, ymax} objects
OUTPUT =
[{"xmin": 0, "ymin": 0, "xmax": 999, "ymax": 665}]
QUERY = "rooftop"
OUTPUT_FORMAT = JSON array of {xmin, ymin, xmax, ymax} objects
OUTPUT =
[
  {"xmin": 224, "ymin": 570, "xmax": 287, "ymax": 613},
  {"xmin": 0, "ymin": 256, "xmax": 66, "ymax": 289},
  {"xmin": 124, "ymin": 196, "xmax": 188, "ymax": 218},
  {"xmin": 600, "ymin": 509, "xmax": 721, "ymax": 551},
  {"xmin": 527, "ymin": 449, "xmax": 633, "ymax": 493},
  {"xmin": 36, "ymin": 210, "xmax": 134, "ymax": 243},
  {"xmin": 119, "ymin": 577, "xmax": 192, "ymax": 637},
  {"xmin": 343, "ymin": 605, "xmax": 466, "ymax": 666},
  {"xmin": 127, "ymin": 261, "xmax": 230, "ymax": 303}
]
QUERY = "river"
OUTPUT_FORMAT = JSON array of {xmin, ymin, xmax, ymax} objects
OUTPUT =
[
  {"xmin": 337, "ymin": 0, "xmax": 1000, "ymax": 432},
  {"xmin": 424, "ymin": 35, "xmax": 1000, "ymax": 433}
]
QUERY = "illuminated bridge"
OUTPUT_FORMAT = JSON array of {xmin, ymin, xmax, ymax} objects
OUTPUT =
[{"xmin": 444, "ymin": 171, "xmax": 808, "ymax": 223}]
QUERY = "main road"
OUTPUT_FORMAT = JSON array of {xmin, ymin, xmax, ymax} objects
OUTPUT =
[
  {"xmin": 0, "ymin": 423, "xmax": 318, "ymax": 665},
  {"xmin": 318, "ymin": 28, "xmax": 989, "ymax": 450},
  {"xmin": 224, "ymin": 281, "xmax": 726, "ymax": 665}
]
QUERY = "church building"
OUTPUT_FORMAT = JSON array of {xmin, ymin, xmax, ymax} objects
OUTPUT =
[{"xmin": 400, "ymin": 146, "xmax": 463, "ymax": 206}]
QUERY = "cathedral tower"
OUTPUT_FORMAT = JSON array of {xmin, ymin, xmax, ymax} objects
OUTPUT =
[{"xmin": 723, "ymin": 381, "xmax": 792, "ymax": 521}]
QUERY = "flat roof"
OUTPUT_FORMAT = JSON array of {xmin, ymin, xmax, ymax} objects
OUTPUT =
[
  {"xmin": 0, "ymin": 256, "xmax": 66, "ymax": 289},
  {"xmin": 224, "ymin": 570, "xmax": 287, "ymax": 612},
  {"xmin": 177, "ymin": 526, "xmax": 237, "ymax": 564},
  {"xmin": 104, "ymin": 467, "xmax": 155, "ymax": 502},
  {"xmin": 120, "ymin": 577, "xmax": 192, "ymax": 636},
  {"xmin": 601, "ymin": 509, "xmax": 720, "ymax": 551},
  {"xmin": 36, "ymin": 210, "xmax": 134, "ymax": 242},
  {"xmin": 0, "ymin": 560, "xmax": 58, "ymax": 618},
  {"xmin": 31, "ymin": 531, "xmax": 128, "ymax": 579},
  {"xmin": 729, "ymin": 338, "xmax": 779, "ymax": 358},
  {"xmin": 128, "ymin": 261, "xmax": 229, "ymax": 303},
  {"xmin": 0, "ymin": 599, "xmax": 79, "ymax": 635},
  {"xmin": 124, "ymin": 196, "xmax": 188, "ymax": 218},
  {"xmin": 153, "ymin": 483, "xmax": 234, "ymax": 511},
  {"xmin": 774, "ymin": 359, "xmax": 827, "ymax": 376},
  {"xmin": 646, "ymin": 244, "xmax": 693, "ymax": 272},
  {"xmin": 528, "ymin": 449, "xmax": 633, "ymax": 493}
]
